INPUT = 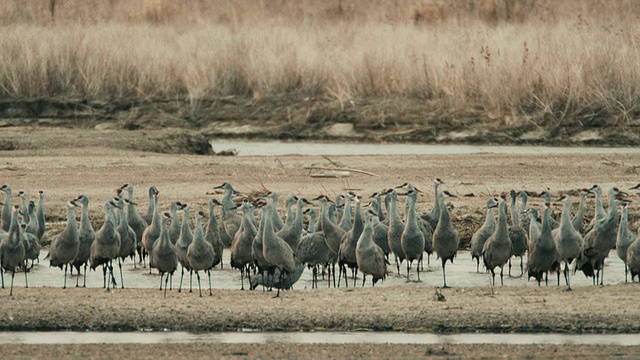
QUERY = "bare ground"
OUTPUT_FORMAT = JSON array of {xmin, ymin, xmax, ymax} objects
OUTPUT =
[{"xmin": 2, "ymin": 127, "xmax": 640, "ymax": 357}]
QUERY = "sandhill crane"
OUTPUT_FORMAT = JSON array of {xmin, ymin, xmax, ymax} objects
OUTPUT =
[
  {"xmin": 356, "ymin": 210, "xmax": 387, "ymax": 287},
  {"xmin": 120, "ymin": 184, "xmax": 148, "ymax": 266},
  {"xmin": 365, "ymin": 202, "xmax": 390, "ymax": 258},
  {"xmin": 252, "ymin": 200, "xmax": 272, "ymax": 290},
  {"xmin": 230, "ymin": 202, "xmax": 257, "ymax": 290},
  {"xmin": 420, "ymin": 178, "xmax": 445, "ymax": 230},
  {"xmin": 265, "ymin": 191, "xmax": 285, "ymax": 232},
  {"xmin": 187, "ymin": 210, "xmax": 215, "ymax": 297},
  {"xmin": 508, "ymin": 190, "xmax": 528, "ymax": 276},
  {"xmin": 482, "ymin": 197, "xmax": 512, "ymax": 286},
  {"xmin": 575, "ymin": 188, "xmax": 626, "ymax": 285},
  {"xmin": 277, "ymin": 197, "xmax": 312, "ymax": 252},
  {"xmin": 168, "ymin": 202, "xmax": 184, "ymax": 245},
  {"xmin": 335, "ymin": 194, "xmax": 345, "ymax": 225},
  {"xmin": 262, "ymin": 202, "xmax": 297, "ymax": 297},
  {"xmin": 115, "ymin": 197, "xmax": 136, "ymax": 288},
  {"xmin": 36, "ymin": 191, "xmax": 46, "ymax": 241},
  {"xmin": 20, "ymin": 206, "xmax": 40, "ymax": 270},
  {"xmin": 72, "ymin": 195, "xmax": 95, "ymax": 287},
  {"xmin": 16, "ymin": 190, "xmax": 29, "ymax": 226},
  {"xmin": 539, "ymin": 191, "xmax": 560, "ymax": 230},
  {"xmin": 585, "ymin": 184, "xmax": 606, "ymax": 233},
  {"xmin": 297, "ymin": 225, "xmax": 332, "ymax": 289},
  {"xmin": 616, "ymin": 201, "xmax": 635, "ymax": 283},
  {"xmin": 338, "ymin": 192, "xmax": 364, "ymax": 287},
  {"xmin": 0, "ymin": 184, "xmax": 12, "ymax": 232},
  {"xmin": 25, "ymin": 201, "xmax": 38, "ymax": 238},
  {"xmin": 338, "ymin": 193, "xmax": 355, "ymax": 232},
  {"xmin": 626, "ymin": 228, "xmax": 640, "ymax": 282},
  {"xmin": 396, "ymin": 183, "xmax": 434, "ymax": 266},
  {"xmin": 90, "ymin": 200, "xmax": 122, "ymax": 291},
  {"xmin": 142, "ymin": 186, "xmax": 156, "ymax": 225},
  {"xmin": 141, "ymin": 189, "xmax": 160, "ymax": 272},
  {"xmin": 517, "ymin": 191, "xmax": 530, "ymax": 234},
  {"xmin": 48, "ymin": 200, "xmax": 80, "ymax": 289},
  {"xmin": 304, "ymin": 208, "xmax": 317, "ymax": 233},
  {"xmin": 572, "ymin": 188, "xmax": 593, "ymax": 234},
  {"xmin": 527, "ymin": 208, "xmax": 541, "ymax": 250},
  {"xmin": 528, "ymin": 202, "xmax": 560, "ymax": 286},
  {"xmin": 369, "ymin": 191, "xmax": 386, "ymax": 223},
  {"xmin": 470, "ymin": 197, "xmax": 498, "ymax": 272},
  {"xmin": 552, "ymin": 194, "xmax": 583, "ymax": 290},
  {"xmin": 386, "ymin": 189, "xmax": 405, "ymax": 274},
  {"xmin": 175, "ymin": 203, "xmax": 194, "ymax": 292},
  {"xmin": 205, "ymin": 198, "xmax": 224, "ymax": 269},
  {"xmin": 1, "ymin": 206, "xmax": 25, "ymax": 295},
  {"xmin": 401, "ymin": 189, "xmax": 425, "ymax": 281},
  {"xmin": 314, "ymin": 194, "xmax": 344, "ymax": 287},
  {"xmin": 154, "ymin": 212, "xmax": 178, "ymax": 297},
  {"xmin": 214, "ymin": 182, "xmax": 242, "ymax": 241},
  {"xmin": 433, "ymin": 190, "xmax": 459, "ymax": 288}
]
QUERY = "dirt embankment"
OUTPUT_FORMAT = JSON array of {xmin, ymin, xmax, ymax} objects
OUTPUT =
[{"xmin": 2, "ymin": 97, "xmax": 640, "ymax": 155}]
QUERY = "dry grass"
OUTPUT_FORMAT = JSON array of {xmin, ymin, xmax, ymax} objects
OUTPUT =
[{"xmin": 1, "ymin": 0, "xmax": 640, "ymax": 126}]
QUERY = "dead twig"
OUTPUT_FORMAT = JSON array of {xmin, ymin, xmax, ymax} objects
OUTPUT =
[{"xmin": 304, "ymin": 166, "xmax": 378, "ymax": 177}]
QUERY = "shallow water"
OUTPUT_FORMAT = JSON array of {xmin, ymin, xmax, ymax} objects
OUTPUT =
[
  {"xmin": 12, "ymin": 248, "xmax": 629, "ymax": 291},
  {"xmin": 1, "ymin": 331, "xmax": 639, "ymax": 345},
  {"xmin": 210, "ymin": 140, "xmax": 640, "ymax": 157}
]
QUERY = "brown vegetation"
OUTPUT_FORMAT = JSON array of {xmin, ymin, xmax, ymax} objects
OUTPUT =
[{"xmin": 1, "ymin": 0, "xmax": 640, "ymax": 142}]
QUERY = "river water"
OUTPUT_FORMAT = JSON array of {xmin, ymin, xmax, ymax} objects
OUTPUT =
[
  {"xmin": 210, "ymin": 140, "xmax": 640, "ymax": 157},
  {"xmin": 1, "ymin": 331, "xmax": 639, "ymax": 345}
]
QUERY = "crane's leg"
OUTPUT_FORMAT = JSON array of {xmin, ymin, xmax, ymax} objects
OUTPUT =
[
  {"xmin": 417, "ymin": 259, "xmax": 421, "ymax": 282},
  {"xmin": 500, "ymin": 266, "xmax": 504, "ymax": 286},
  {"xmin": 362, "ymin": 274, "xmax": 366, "ymax": 287},
  {"xmin": 207, "ymin": 269, "xmax": 213, "ymax": 296},
  {"xmin": 63, "ymin": 264, "xmax": 68, "ymax": 289},
  {"xmin": 75, "ymin": 266, "xmax": 80, "ymax": 288},
  {"xmin": 189, "ymin": 269, "xmax": 193, "ymax": 293},
  {"xmin": 178, "ymin": 266, "xmax": 185, "ymax": 292},
  {"xmin": 195, "ymin": 271, "xmax": 202, "ymax": 297},
  {"xmin": 119, "ymin": 258, "xmax": 125, "ymax": 289},
  {"xmin": 164, "ymin": 272, "xmax": 170, "ymax": 298},
  {"xmin": 83, "ymin": 263, "xmax": 88, "ymax": 288},
  {"xmin": 520, "ymin": 256, "xmax": 524, "ymax": 276},
  {"xmin": 159, "ymin": 272, "xmax": 163, "ymax": 291},
  {"xmin": 508, "ymin": 258, "xmax": 512, "ymax": 277},
  {"xmin": 102, "ymin": 264, "xmax": 107, "ymax": 288},
  {"xmin": 24, "ymin": 262, "xmax": 28, "ymax": 288},
  {"xmin": 564, "ymin": 262, "xmax": 572, "ymax": 291},
  {"xmin": 476, "ymin": 258, "xmax": 480, "ymax": 273},
  {"xmin": 406, "ymin": 261, "xmax": 410, "ymax": 281},
  {"xmin": 10, "ymin": 270, "xmax": 15, "ymax": 296},
  {"xmin": 442, "ymin": 259, "xmax": 449, "ymax": 288}
]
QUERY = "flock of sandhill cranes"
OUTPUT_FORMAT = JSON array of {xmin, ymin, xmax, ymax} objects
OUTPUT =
[{"xmin": 1, "ymin": 180, "xmax": 639, "ymax": 297}]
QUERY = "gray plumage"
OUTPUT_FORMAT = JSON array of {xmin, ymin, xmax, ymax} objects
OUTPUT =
[
  {"xmin": 420, "ymin": 178, "xmax": 445, "ymax": 231},
  {"xmin": 168, "ymin": 202, "xmax": 183, "ymax": 245},
  {"xmin": 121, "ymin": 184, "xmax": 148, "ymax": 264},
  {"xmin": 369, "ymin": 204, "xmax": 390, "ymax": 257},
  {"xmin": 338, "ymin": 194, "xmax": 363, "ymax": 286},
  {"xmin": 48, "ymin": 201, "xmax": 80, "ymax": 288},
  {"xmin": 304, "ymin": 208, "xmax": 317, "ymax": 233},
  {"xmin": 0, "ymin": 184, "xmax": 12, "ymax": 232},
  {"xmin": 205, "ymin": 198, "xmax": 224, "ymax": 268},
  {"xmin": 386, "ymin": 189, "xmax": 405, "ymax": 274},
  {"xmin": 356, "ymin": 211, "xmax": 387, "ymax": 286},
  {"xmin": 527, "ymin": 203, "xmax": 559, "ymax": 285},
  {"xmin": 508, "ymin": 190, "xmax": 528, "ymax": 276},
  {"xmin": 142, "ymin": 186, "xmax": 156, "ymax": 225},
  {"xmin": 338, "ymin": 193, "xmax": 354, "ymax": 232},
  {"xmin": 141, "ymin": 190, "xmax": 160, "ymax": 270},
  {"xmin": 215, "ymin": 182, "xmax": 242, "ymax": 241},
  {"xmin": 72, "ymin": 195, "xmax": 95, "ymax": 287},
  {"xmin": 297, "ymin": 230, "xmax": 332, "ymax": 288},
  {"xmin": 115, "ymin": 197, "xmax": 136, "ymax": 288},
  {"xmin": 0, "ymin": 206, "xmax": 26, "ymax": 295},
  {"xmin": 175, "ymin": 203, "xmax": 194, "ymax": 292},
  {"xmin": 153, "ymin": 212, "xmax": 178, "ymax": 297},
  {"xmin": 90, "ymin": 200, "xmax": 121, "ymax": 290},
  {"xmin": 36, "ymin": 191, "xmax": 46, "ymax": 241},
  {"xmin": 25, "ymin": 201, "xmax": 39, "ymax": 237},
  {"xmin": 187, "ymin": 211, "xmax": 215, "ymax": 297},
  {"xmin": 626, "ymin": 228, "xmax": 640, "ymax": 282},
  {"xmin": 266, "ymin": 191, "xmax": 285, "ymax": 232},
  {"xmin": 552, "ymin": 194, "xmax": 583, "ymax": 290},
  {"xmin": 277, "ymin": 198, "xmax": 311, "ymax": 252},
  {"xmin": 470, "ymin": 197, "xmax": 498, "ymax": 272},
  {"xmin": 571, "ymin": 188, "xmax": 591, "ymax": 234},
  {"xmin": 482, "ymin": 198, "xmax": 512, "ymax": 286},
  {"xmin": 433, "ymin": 190, "xmax": 459, "ymax": 288},
  {"xmin": 517, "ymin": 191, "xmax": 530, "ymax": 234},
  {"xmin": 262, "ymin": 202, "xmax": 297, "ymax": 297},
  {"xmin": 575, "ymin": 187, "xmax": 624, "ymax": 285},
  {"xmin": 230, "ymin": 202, "xmax": 257, "ymax": 290},
  {"xmin": 527, "ymin": 207, "xmax": 541, "ymax": 250},
  {"xmin": 401, "ymin": 190, "xmax": 424, "ymax": 281},
  {"xmin": 616, "ymin": 202, "xmax": 635, "ymax": 283},
  {"xmin": 316, "ymin": 195, "xmax": 345, "ymax": 257}
]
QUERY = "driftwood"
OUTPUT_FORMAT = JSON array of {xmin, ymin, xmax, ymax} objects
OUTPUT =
[
  {"xmin": 310, "ymin": 171, "xmax": 351, "ymax": 178},
  {"xmin": 304, "ymin": 166, "xmax": 378, "ymax": 177}
]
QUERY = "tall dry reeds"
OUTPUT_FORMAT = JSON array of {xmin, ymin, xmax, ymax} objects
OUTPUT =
[{"xmin": 1, "ymin": 0, "xmax": 640, "ymax": 125}]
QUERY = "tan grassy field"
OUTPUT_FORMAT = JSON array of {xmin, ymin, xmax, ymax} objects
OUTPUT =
[{"xmin": 1, "ymin": 0, "xmax": 640, "ymax": 138}]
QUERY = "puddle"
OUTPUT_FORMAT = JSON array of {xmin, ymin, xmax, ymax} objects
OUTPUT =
[
  {"xmin": 209, "ymin": 140, "xmax": 640, "ymax": 157},
  {"xmin": 18, "ymin": 249, "xmax": 629, "ymax": 290},
  {"xmin": 0, "ymin": 331, "xmax": 639, "ymax": 345}
]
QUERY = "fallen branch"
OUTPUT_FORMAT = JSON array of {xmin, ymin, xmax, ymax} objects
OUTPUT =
[{"xmin": 304, "ymin": 166, "xmax": 378, "ymax": 177}]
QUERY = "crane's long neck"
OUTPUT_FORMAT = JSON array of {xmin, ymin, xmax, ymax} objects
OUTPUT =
[
  {"xmin": 510, "ymin": 196, "xmax": 519, "ymax": 226},
  {"xmin": 208, "ymin": 203, "xmax": 218, "ymax": 231},
  {"xmin": 308, "ymin": 211, "xmax": 317, "ymax": 233},
  {"xmin": 575, "ymin": 193, "xmax": 586, "ymax": 221},
  {"xmin": 541, "ymin": 206, "xmax": 553, "ymax": 238},
  {"xmin": 352, "ymin": 200, "xmax": 363, "ymax": 238},
  {"xmin": 151, "ymin": 195, "xmax": 160, "ymax": 227},
  {"xmin": 434, "ymin": 183, "xmax": 441, "ymax": 218},
  {"xmin": 407, "ymin": 195, "xmax": 417, "ymax": 227},
  {"xmin": 194, "ymin": 215, "xmax": 204, "ymax": 241},
  {"xmin": 519, "ymin": 195, "xmax": 528, "ymax": 214},
  {"xmin": 118, "ymin": 206, "xmax": 127, "ymax": 226},
  {"xmin": 81, "ymin": 203, "xmax": 92, "ymax": 231},
  {"xmin": 222, "ymin": 188, "xmax": 235, "ymax": 216},
  {"xmin": 496, "ymin": 201, "xmax": 508, "ymax": 236},
  {"xmin": 437, "ymin": 193, "xmax": 451, "ymax": 226},
  {"xmin": 147, "ymin": 190, "xmax": 154, "ymax": 216},
  {"xmin": 390, "ymin": 194, "xmax": 401, "ymax": 223},
  {"xmin": 595, "ymin": 188, "xmax": 604, "ymax": 215},
  {"xmin": 341, "ymin": 196, "xmax": 352, "ymax": 226},
  {"xmin": 484, "ymin": 207, "xmax": 495, "ymax": 228},
  {"xmin": 561, "ymin": 197, "xmax": 572, "ymax": 226},
  {"xmin": 181, "ymin": 208, "xmax": 191, "ymax": 237},
  {"xmin": 7, "ymin": 209, "xmax": 19, "ymax": 243},
  {"xmin": 375, "ymin": 195, "xmax": 385, "ymax": 221}
]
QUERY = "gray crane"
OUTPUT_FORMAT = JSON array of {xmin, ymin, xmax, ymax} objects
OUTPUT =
[
  {"xmin": 120, "ymin": 184, "xmax": 148, "ymax": 266},
  {"xmin": 571, "ymin": 188, "xmax": 593, "ymax": 234},
  {"xmin": 36, "ymin": 190, "xmax": 46, "ymax": 241},
  {"xmin": 527, "ymin": 208, "xmax": 541, "ymax": 250},
  {"xmin": 470, "ymin": 197, "xmax": 498, "ymax": 272},
  {"xmin": 0, "ymin": 184, "xmax": 12, "ymax": 232},
  {"xmin": 141, "ymin": 189, "xmax": 160, "ymax": 271},
  {"xmin": 508, "ymin": 190, "xmax": 528, "ymax": 276},
  {"xmin": 277, "ymin": 197, "xmax": 313, "ymax": 252},
  {"xmin": 205, "ymin": 198, "xmax": 224, "ymax": 269},
  {"xmin": 386, "ymin": 189, "xmax": 405, "ymax": 274},
  {"xmin": 175, "ymin": 203, "xmax": 194, "ymax": 292},
  {"xmin": 527, "ymin": 202, "xmax": 560, "ymax": 286},
  {"xmin": 552, "ymin": 194, "xmax": 583, "ymax": 290},
  {"xmin": 72, "ymin": 195, "xmax": 95, "ymax": 287},
  {"xmin": 230, "ymin": 201, "xmax": 257, "ymax": 290},
  {"xmin": 356, "ymin": 210, "xmax": 387, "ymax": 287},
  {"xmin": 48, "ymin": 200, "xmax": 80, "ymax": 289},
  {"xmin": 168, "ymin": 201, "xmax": 185, "ymax": 245},
  {"xmin": 1, "ymin": 206, "xmax": 25, "ymax": 296},
  {"xmin": 401, "ymin": 189, "xmax": 425, "ymax": 281},
  {"xmin": 153, "ymin": 212, "xmax": 178, "ymax": 297},
  {"xmin": 433, "ymin": 190, "xmax": 459, "ymax": 288},
  {"xmin": 616, "ymin": 201, "xmax": 635, "ymax": 283},
  {"xmin": 482, "ymin": 197, "xmax": 512, "ymax": 286},
  {"xmin": 262, "ymin": 201, "xmax": 297, "ymax": 297},
  {"xmin": 90, "ymin": 200, "xmax": 122, "ymax": 291},
  {"xmin": 625, "ymin": 228, "xmax": 640, "ymax": 282},
  {"xmin": 115, "ymin": 197, "xmax": 136, "ymax": 288},
  {"xmin": 187, "ymin": 210, "xmax": 215, "ymax": 297},
  {"xmin": 420, "ymin": 178, "xmax": 445, "ymax": 231},
  {"xmin": 338, "ymin": 192, "xmax": 363, "ymax": 287}
]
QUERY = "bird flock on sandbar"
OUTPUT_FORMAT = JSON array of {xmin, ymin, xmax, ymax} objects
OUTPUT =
[{"xmin": 1, "ymin": 179, "xmax": 640, "ymax": 297}]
